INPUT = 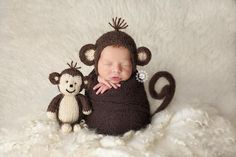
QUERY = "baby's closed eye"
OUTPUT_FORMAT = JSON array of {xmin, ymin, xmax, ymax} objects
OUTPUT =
[
  {"xmin": 122, "ymin": 63, "xmax": 130, "ymax": 66},
  {"xmin": 103, "ymin": 62, "xmax": 112, "ymax": 66},
  {"xmin": 102, "ymin": 61, "xmax": 131, "ymax": 67},
  {"xmin": 121, "ymin": 62, "xmax": 131, "ymax": 67}
]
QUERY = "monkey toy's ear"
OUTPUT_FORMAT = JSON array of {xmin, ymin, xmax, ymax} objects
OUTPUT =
[
  {"xmin": 49, "ymin": 72, "xmax": 60, "ymax": 85},
  {"xmin": 136, "ymin": 47, "xmax": 152, "ymax": 66},
  {"xmin": 79, "ymin": 44, "xmax": 96, "ymax": 66}
]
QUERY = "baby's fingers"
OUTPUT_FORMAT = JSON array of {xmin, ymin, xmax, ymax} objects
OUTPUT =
[
  {"xmin": 110, "ymin": 82, "xmax": 121, "ymax": 89},
  {"xmin": 95, "ymin": 85, "xmax": 110, "ymax": 95},
  {"xmin": 101, "ymin": 80, "xmax": 112, "ymax": 88},
  {"xmin": 116, "ymin": 83, "xmax": 121, "ymax": 87},
  {"xmin": 95, "ymin": 86, "xmax": 103, "ymax": 95},
  {"xmin": 93, "ymin": 83, "xmax": 103, "ymax": 90},
  {"xmin": 101, "ymin": 86, "xmax": 109, "ymax": 94},
  {"xmin": 98, "ymin": 76, "xmax": 112, "ymax": 88}
]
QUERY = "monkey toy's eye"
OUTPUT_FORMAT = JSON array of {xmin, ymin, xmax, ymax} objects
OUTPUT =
[
  {"xmin": 74, "ymin": 82, "xmax": 77, "ymax": 85},
  {"xmin": 66, "ymin": 80, "xmax": 69, "ymax": 83}
]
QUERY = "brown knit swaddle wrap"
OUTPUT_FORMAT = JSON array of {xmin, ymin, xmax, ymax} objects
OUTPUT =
[{"xmin": 85, "ymin": 71, "xmax": 151, "ymax": 135}]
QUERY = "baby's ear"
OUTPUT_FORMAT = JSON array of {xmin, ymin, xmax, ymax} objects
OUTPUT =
[
  {"xmin": 79, "ymin": 44, "xmax": 96, "ymax": 66},
  {"xmin": 49, "ymin": 72, "xmax": 60, "ymax": 85},
  {"xmin": 136, "ymin": 47, "xmax": 152, "ymax": 66}
]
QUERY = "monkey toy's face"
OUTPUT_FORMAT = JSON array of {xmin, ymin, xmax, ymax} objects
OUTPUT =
[
  {"xmin": 49, "ymin": 65, "xmax": 85, "ymax": 96},
  {"xmin": 59, "ymin": 74, "xmax": 82, "ymax": 96}
]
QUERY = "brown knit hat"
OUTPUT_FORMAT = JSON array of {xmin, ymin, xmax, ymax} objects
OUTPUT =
[
  {"xmin": 94, "ymin": 23, "xmax": 137, "ymax": 72},
  {"xmin": 79, "ymin": 17, "xmax": 152, "ymax": 74}
]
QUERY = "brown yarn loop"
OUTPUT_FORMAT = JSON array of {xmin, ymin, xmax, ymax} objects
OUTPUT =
[
  {"xmin": 109, "ymin": 17, "xmax": 128, "ymax": 31},
  {"xmin": 67, "ymin": 61, "xmax": 81, "ymax": 70},
  {"xmin": 149, "ymin": 71, "xmax": 176, "ymax": 116}
]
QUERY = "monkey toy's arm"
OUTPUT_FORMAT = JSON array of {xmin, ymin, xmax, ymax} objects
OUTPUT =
[
  {"xmin": 77, "ymin": 94, "xmax": 92, "ymax": 115},
  {"xmin": 47, "ymin": 94, "xmax": 63, "ymax": 120}
]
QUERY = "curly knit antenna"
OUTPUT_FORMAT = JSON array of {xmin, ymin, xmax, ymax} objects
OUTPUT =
[
  {"xmin": 109, "ymin": 17, "xmax": 128, "ymax": 31},
  {"xmin": 67, "ymin": 61, "xmax": 81, "ymax": 69}
]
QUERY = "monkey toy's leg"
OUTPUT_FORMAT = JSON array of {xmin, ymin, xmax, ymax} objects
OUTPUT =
[
  {"xmin": 61, "ymin": 123, "xmax": 72, "ymax": 133},
  {"xmin": 73, "ymin": 124, "xmax": 81, "ymax": 132},
  {"xmin": 73, "ymin": 119, "xmax": 88, "ymax": 132},
  {"xmin": 72, "ymin": 120, "xmax": 83, "ymax": 132},
  {"xmin": 79, "ymin": 119, "xmax": 88, "ymax": 128}
]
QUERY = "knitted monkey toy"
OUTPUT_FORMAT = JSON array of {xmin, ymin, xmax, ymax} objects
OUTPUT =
[
  {"xmin": 47, "ymin": 61, "xmax": 92, "ymax": 133},
  {"xmin": 79, "ymin": 18, "xmax": 176, "ymax": 135}
]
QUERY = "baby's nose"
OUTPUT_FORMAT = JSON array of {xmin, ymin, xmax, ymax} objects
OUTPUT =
[{"xmin": 112, "ymin": 64, "xmax": 121, "ymax": 73}]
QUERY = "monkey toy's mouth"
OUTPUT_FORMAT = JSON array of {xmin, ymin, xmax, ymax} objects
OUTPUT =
[{"xmin": 66, "ymin": 89, "xmax": 76, "ymax": 93}]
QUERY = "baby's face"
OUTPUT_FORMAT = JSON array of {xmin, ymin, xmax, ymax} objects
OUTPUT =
[{"xmin": 98, "ymin": 46, "xmax": 133, "ymax": 84}]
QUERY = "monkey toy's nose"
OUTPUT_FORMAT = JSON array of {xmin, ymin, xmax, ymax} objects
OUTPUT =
[{"xmin": 69, "ymin": 84, "xmax": 73, "ymax": 88}]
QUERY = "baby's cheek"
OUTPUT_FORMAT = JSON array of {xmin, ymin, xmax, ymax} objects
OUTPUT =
[
  {"xmin": 99, "ymin": 69, "xmax": 111, "ymax": 80},
  {"xmin": 122, "ymin": 69, "xmax": 132, "ymax": 80}
]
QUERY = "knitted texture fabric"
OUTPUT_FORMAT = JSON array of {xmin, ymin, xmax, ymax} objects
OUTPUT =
[
  {"xmin": 85, "ymin": 70, "xmax": 151, "ymax": 135},
  {"xmin": 47, "ymin": 94, "xmax": 90, "ymax": 126},
  {"xmin": 94, "ymin": 30, "xmax": 137, "ymax": 74}
]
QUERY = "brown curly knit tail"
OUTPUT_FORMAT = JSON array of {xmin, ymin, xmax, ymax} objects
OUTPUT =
[{"xmin": 149, "ymin": 71, "xmax": 176, "ymax": 116}]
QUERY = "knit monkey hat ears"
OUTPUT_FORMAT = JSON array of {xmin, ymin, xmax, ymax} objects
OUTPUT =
[{"xmin": 79, "ymin": 17, "xmax": 152, "ymax": 73}]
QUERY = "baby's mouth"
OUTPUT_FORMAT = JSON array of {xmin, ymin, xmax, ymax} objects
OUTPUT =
[
  {"xmin": 66, "ymin": 89, "xmax": 75, "ymax": 93},
  {"xmin": 110, "ymin": 76, "xmax": 121, "ymax": 82}
]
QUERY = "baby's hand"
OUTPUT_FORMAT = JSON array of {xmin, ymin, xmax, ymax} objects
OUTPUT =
[
  {"xmin": 93, "ymin": 76, "xmax": 121, "ymax": 94},
  {"xmin": 93, "ymin": 82, "xmax": 111, "ymax": 94},
  {"xmin": 97, "ymin": 76, "xmax": 121, "ymax": 89}
]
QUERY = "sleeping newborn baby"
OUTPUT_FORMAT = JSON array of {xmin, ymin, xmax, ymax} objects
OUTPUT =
[
  {"xmin": 85, "ymin": 45, "xmax": 151, "ymax": 135},
  {"xmin": 79, "ymin": 17, "xmax": 175, "ymax": 135}
]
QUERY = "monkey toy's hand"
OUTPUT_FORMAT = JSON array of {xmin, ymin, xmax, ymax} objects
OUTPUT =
[
  {"xmin": 83, "ymin": 109, "xmax": 92, "ymax": 115},
  {"xmin": 82, "ymin": 104, "xmax": 92, "ymax": 115},
  {"xmin": 47, "ymin": 111, "xmax": 57, "ymax": 120},
  {"xmin": 93, "ymin": 76, "xmax": 121, "ymax": 94}
]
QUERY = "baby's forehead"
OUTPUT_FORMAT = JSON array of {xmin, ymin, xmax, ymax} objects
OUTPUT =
[
  {"xmin": 100, "ymin": 46, "xmax": 131, "ymax": 58},
  {"xmin": 100, "ymin": 54, "xmax": 131, "ymax": 63}
]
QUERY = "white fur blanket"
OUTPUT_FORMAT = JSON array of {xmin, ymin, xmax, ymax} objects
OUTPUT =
[
  {"xmin": 0, "ymin": 0, "xmax": 236, "ymax": 156},
  {"xmin": 0, "ymin": 107, "xmax": 235, "ymax": 157}
]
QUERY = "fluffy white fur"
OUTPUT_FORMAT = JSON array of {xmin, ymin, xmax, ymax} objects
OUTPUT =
[{"xmin": 0, "ymin": 0, "xmax": 235, "ymax": 156}]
